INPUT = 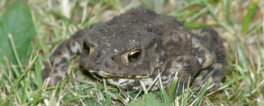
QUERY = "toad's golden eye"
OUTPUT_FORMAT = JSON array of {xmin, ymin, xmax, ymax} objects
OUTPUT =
[
  {"xmin": 83, "ymin": 41, "xmax": 90, "ymax": 54},
  {"xmin": 128, "ymin": 49, "xmax": 141, "ymax": 62}
]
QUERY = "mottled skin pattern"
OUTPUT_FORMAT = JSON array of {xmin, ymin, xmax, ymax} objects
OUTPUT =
[{"xmin": 42, "ymin": 8, "xmax": 226, "ymax": 95}]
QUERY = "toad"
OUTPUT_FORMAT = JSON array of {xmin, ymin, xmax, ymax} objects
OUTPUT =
[{"xmin": 42, "ymin": 8, "xmax": 226, "ymax": 95}]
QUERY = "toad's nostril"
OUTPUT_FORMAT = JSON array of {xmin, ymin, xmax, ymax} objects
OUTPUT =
[
  {"xmin": 146, "ymin": 27, "xmax": 152, "ymax": 32},
  {"xmin": 111, "ymin": 56, "xmax": 115, "ymax": 60},
  {"xmin": 96, "ymin": 52, "xmax": 101, "ymax": 58}
]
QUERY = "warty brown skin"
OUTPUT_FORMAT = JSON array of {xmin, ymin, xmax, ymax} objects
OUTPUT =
[{"xmin": 42, "ymin": 8, "xmax": 226, "ymax": 95}]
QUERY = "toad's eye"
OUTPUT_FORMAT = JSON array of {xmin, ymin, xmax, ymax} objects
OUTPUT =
[
  {"xmin": 128, "ymin": 49, "xmax": 141, "ymax": 62},
  {"xmin": 83, "ymin": 41, "xmax": 90, "ymax": 54}
]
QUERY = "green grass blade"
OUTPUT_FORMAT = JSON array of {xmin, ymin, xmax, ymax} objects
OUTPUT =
[
  {"xmin": 8, "ymin": 34, "xmax": 23, "ymax": 71},
  {"xmin": 158, "ymin": 75, "xmax": 170, "ymax": 103},
  {"xmin": 50, "ymin": 10, "xmax": 73, "ymax": 24},
  {"xmin": 187, "ymin": 7, "xmax": 208, "ymax": 22},
  {"xmin": 241, "ymin": 1, "xmax": 259, "ymax": 34},
  {"xmin": 185, "ymin": 22, "xmax": 217, "ymax": 29},
  {"xmin": 22, "ymin": 75, "xmax": 29, "ymax": 104},
  {"xmin": 168, "ymin": 78, "xmax": 177, "ymax": 100},
  {"xmin": 235, "ymin": 34, "xmax": 251, "ymax": 93},
  {"xmin": 34, "ymin": 57, "xmax": 43, "ymax": 89},
  {"xmin": 193, "ymin": 81, "xmax": 211, "ymax": 106},
  {"xmin": 103, "ymin": 79, "xmax": 112, "ymax": 105}
]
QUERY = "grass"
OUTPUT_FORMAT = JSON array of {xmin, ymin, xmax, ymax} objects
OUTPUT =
[{"xmin": 0, "ymin": 0, "xmax": 264, "ymax": 105}]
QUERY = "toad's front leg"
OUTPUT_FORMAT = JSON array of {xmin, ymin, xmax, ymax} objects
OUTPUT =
[
  {"xmin": 163, "ymin": 56, "xmax": 202, "ymax": 96},
  {"xmin": 42, "ymin": 30, "xmax": 87, "ymax": 85}
]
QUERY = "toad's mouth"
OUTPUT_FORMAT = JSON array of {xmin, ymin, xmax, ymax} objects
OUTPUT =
[
  {"xmin": 88, "ymin": 69, "xmax": 118, "ymax": 78},
  {"xmin": 88, "ymin": 69, "xmax": 149, "ymax": 79}
]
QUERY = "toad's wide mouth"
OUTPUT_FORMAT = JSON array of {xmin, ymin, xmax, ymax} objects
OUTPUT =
[
  {"xmin": 88, "ymin": 69, "xmax": 150, "ymax": 79},
  {"xmin": 89, "ymin": 69, "xmax": 121, "ymax": 78},
  {"xmin": 88, "ymin": 69, "xmax": 112, "ymax": 77}
]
